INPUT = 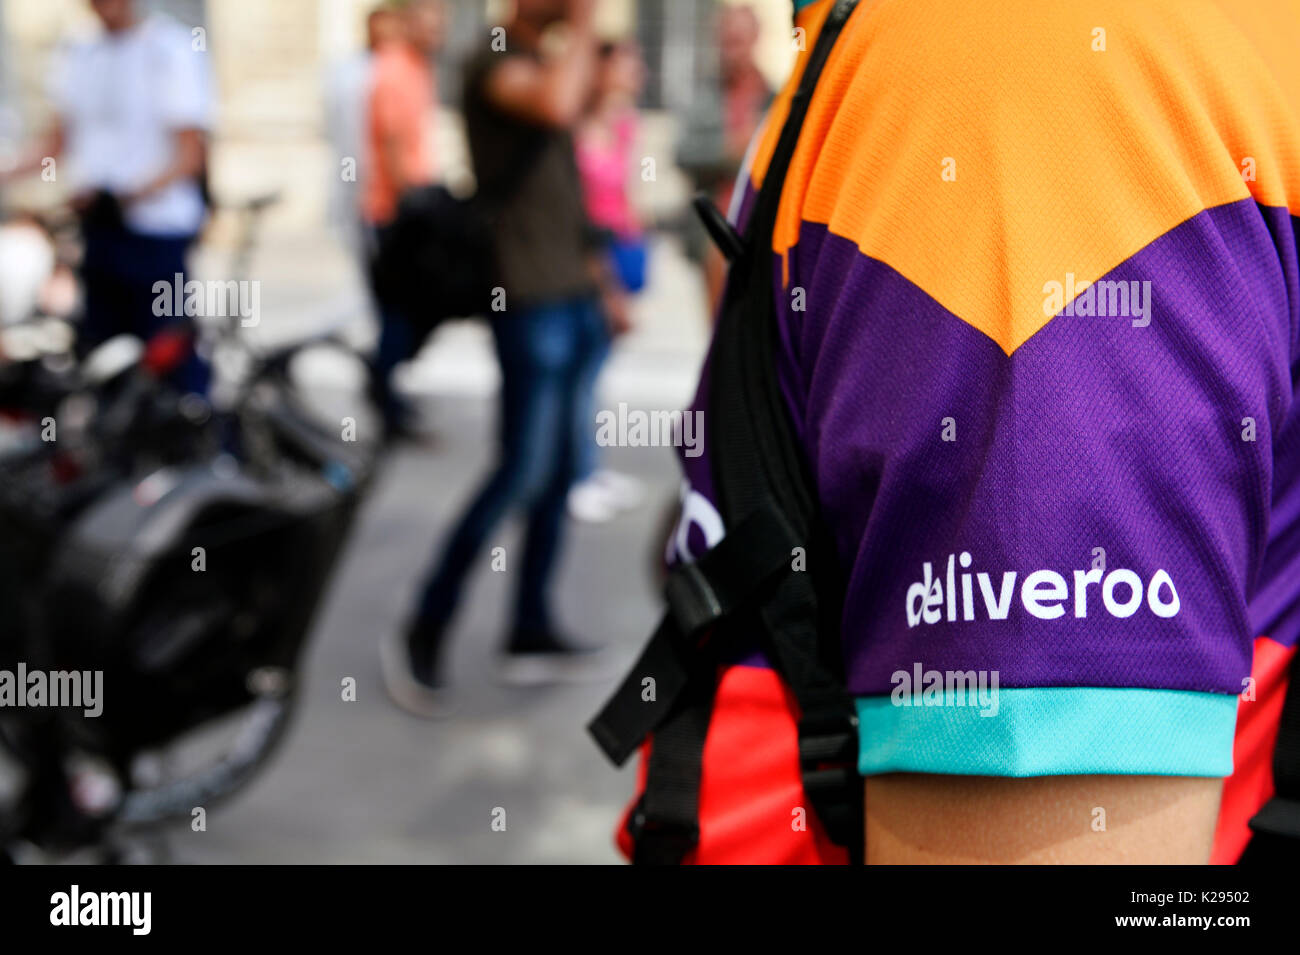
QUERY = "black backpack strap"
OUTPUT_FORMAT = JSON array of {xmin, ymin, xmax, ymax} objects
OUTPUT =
[
  {"xmin": 587, "ymin": 0, "xmax": 862, "ymax": 865},
  {"xmin": 1243, "ymin": 644, "xmax": 1300, "ymax": 859},
  {"xmin": 629, "ymin": 678, "xmax": 714, "ymax": 865},
  {"xmin": 589, "ymin": 505, "xmax": 801, "ymax": 767},
  {"xmin": 708, "ymin": 0, "xmax": 863, "ymax": 858}
]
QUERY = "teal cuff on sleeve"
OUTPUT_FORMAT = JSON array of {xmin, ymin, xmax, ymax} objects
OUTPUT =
[{"xmin": 856, "ymin": 686, "xmax": 1238, "ymax": 778}]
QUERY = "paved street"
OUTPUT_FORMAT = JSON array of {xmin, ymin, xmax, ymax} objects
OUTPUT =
[{"xmin": 159, "ymin": 232, "xmax": 709, "ymax": 863}]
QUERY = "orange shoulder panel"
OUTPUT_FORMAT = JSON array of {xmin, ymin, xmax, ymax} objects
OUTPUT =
[{"xmin": 762, "ymin": 0, "xmax": 1300, "ymax": 354}]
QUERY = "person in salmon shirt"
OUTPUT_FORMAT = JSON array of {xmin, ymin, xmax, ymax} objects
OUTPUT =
[{"xmin": 362, "ymin": 0, "xmax": 445, "ymax": 439}]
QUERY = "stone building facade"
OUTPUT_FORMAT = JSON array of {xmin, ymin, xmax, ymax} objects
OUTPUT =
[{"xmin": 0, "ymin": 0, "xmax": 796, "ymax": 231}]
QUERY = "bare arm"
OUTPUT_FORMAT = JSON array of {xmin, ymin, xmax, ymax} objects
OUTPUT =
[
  {"xmin": 865, "ymin": 773, "xmax": 1222, "ymax": 864},
  {"xmin": 482, "ymin": 1, "xmax": 599, "ymax": 129},
  {"xmin": 587, "ymin": 252, "xmax": 633, "ymax": 336},
  {"xmin": 376, "ymin": 129, "xmax": 411, "ymax": 199}
]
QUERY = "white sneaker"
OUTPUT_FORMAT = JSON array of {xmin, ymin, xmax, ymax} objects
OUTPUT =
[
  {"xmin": 494, "ymin": 634, "xmax": 613, "ymax": 687},
  {"xmin": 568, "ymin": 478, "xmax": 618, "ymax": 523},
  {"xmin": 592, "ymin": 469, "xmax": 645, "ymax": 511}
]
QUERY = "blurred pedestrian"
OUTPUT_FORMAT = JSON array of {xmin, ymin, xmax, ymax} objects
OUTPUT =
[
  {"xmin": 715, "ymin": 5, "xmax": 773, "ymax": 211},
  {"xmin": 383, "ymin": 0, "xmax": 611, "ymax": 714},
  {"xmin": 0, "ymin": 0, "xmax": 215, "ymax": 394},
  {"xmin": 569, "ymin": 40, "xmax": 647, "ymax": 524},
  {"xmin": 323, "ymin": 6, "xmax": 402, "ymax": 259},
  {"xmin": 677, "ymin": 3, "xmax": 773, "ymax": 315},
  {"xmin": 362, "ymin": 0, "xmax": 446, "ymax": 439}
]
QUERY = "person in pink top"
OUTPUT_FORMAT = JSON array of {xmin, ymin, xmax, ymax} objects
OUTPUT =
[
  {"xmin": 571, "ymin": 41, "xmax": 648, "ymax": 523},
  {"xmin": 577, "ymin": 46, "xmax": 642, "ymax": 242}
]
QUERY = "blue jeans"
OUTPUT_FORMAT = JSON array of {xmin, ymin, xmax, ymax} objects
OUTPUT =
[
  {"xmin": 415, "ymin": 295, "xmax": 607, "ymax": 635},
  {"xmin": 367, "ymin": 223, "xmax": 417, "ymax": 430},
  {"xmin": 81, "ymin": 225, "xmax": 209, "ymax": 395},
  {"xmin": 372, "ymin": 298, "xmax": 415, "ymax": 429}
]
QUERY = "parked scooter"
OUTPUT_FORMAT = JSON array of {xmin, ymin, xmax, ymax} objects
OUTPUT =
[{"xmin": 0, "ymin": 195, "xmax": 381, "ymax": 861}]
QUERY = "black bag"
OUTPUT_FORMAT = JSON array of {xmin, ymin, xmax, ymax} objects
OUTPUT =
[
  {"xmin": 78, "ymin": 190, "xmax": 126, "ymax": 232},
  {"xmin": 372, "ymin": 185, "xmax": 495, "ymax": 334}
]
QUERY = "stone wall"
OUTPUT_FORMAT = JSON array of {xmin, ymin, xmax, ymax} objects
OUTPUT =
[{"xmin": 1, "ymin": 0, "xmax": 796, "ymax": 235}]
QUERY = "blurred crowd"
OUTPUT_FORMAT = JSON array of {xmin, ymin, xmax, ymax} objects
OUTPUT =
[
  {"xmin": 324, "ymin": 0, "xmax": 771, "ymax": 710},
  {"xmin": 0, "ymin": 0, "xmax": 775, "ymax": 708}
]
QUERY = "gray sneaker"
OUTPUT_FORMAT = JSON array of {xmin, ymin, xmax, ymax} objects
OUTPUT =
[
  {"xmin": 381, "ymin": 624, "xmax": 453, "ymax": 718},
  {"xmin": 494, "ymin": 630, "xmax": 611, "ymax": 687}
]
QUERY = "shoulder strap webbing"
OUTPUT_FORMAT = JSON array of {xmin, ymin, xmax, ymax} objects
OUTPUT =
[
  {"xmin": 587, "ymin": 0, "xmax": 862, "ymax": 865},
  {"xmin": 707, "ymin": 0, "xmax": 862, "ymax": 857}
]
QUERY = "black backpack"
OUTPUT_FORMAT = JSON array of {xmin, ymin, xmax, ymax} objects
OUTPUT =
[
  {"xmin": 589, "ymin": 0, "xmax": 1300, "ymax": 865},
  {"xmin": 372, "ymin": 184, "xmax": 496, "ymax": 334},
  {"xmin": 588, "ymin": 0, "xmax": 864, "ymax": 866}
]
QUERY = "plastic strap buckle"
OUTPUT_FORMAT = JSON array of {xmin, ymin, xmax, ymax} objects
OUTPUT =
[{"xmin": 663, "ymin": 560, "xmax": 725, "ymax": 637}]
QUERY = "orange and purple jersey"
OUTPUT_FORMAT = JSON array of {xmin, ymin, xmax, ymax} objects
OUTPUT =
[{"xmin": 655, "ymin": 0, "xmax": 1300, "ymax": 864}]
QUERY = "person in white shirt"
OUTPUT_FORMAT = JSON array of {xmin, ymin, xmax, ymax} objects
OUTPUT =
[{"xmin": 1, "ymin": 0, "xmax": 215, "ymax": 393}]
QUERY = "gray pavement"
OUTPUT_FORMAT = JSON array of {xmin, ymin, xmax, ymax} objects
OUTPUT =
[
  {"xmin": 153, "ymin": 232, "xmax": 707, "ymax": 864},
  {"xmin": 0, "ymin": 225, "xmax": 708, "ymax": 863},
  {"xmin": 164, "ymin": 391, "xmax": 682, "ymax": 864}
]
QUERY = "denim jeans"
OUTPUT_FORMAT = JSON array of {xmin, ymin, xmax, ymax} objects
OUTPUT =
[
  {"xmin": 414, "ymin": 295, "xmax": 607, "ymax": 637},
  {"xmin": 367, "ymin": 223, "xmax": 416, "ymax": 430},
  {"xmin": 372, "ymin": 299, "xmax": 415, "ymax": 428},
  {"xmin": 81, "ymin": 224, "xmax": 209, "ymax": 395}
]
